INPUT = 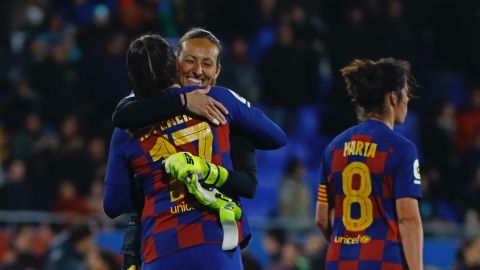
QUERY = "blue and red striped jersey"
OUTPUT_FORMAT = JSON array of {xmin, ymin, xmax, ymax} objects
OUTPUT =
[
  {"xmin": 104, "ymin": 86, "xmax": 286, "ymax": 263},
  {"xmin": 318, "ymin": 120, "xmax": 422, "ymax": 270}
]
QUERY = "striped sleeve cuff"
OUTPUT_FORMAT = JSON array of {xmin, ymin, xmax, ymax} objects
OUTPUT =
[{"xmin": 317, "ymin": 184, "xmax": 328, "ymax": 203}]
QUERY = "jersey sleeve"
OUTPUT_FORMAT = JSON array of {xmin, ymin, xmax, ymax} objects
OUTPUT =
[
  {"xmin": 224, "ymin": 89, "xmax": 287, "ymax": 150},
  {"xmin": 219, "ymin": 130, "xmax": 258, "ymax": 198},
  {"xmin": 318, "ymin": 149, "xmax": 330, "ymax": 185},
  {"xmin": 393, "ymin": 141, "xmax": 422, "ymax": 199},
  {"xmin": 317, "ymin": 148, "xmax": 331, "ymax": 203},
  {"xmin": 103, "ymin": 129, "xmax": 134, "ymax": 218},
  {"xmin": 112, "ymin": 92, "xmax": 183, "ymax": 129}
]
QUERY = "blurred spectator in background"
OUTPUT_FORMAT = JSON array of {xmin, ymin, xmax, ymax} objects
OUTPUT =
[
  {"xmin": 82, "ymin": 32, "xmax": 129, "ymax": 128},
  {"xmin": 1, "ymin": 224, "xmax": 44, "ymax": 270},
  {"xmin": 377, "ymin": 0, "xmax": 415, "ymax": 62},
  {"xmin": 262, "ymin": 229, "xmax": 286, "ymax": 267},
  {"xmin": 465, "ymin": 167, "xmax": 480, "ymax": 217},
  {"xmin": 302, "ymin": 234, "xmax": 326, "ymax": 270},
  {"xmin": 1, "ymin": 78, "xmax": 39, "ymax": 132},
  {"xmin": 457, "ymin": 88, "xmax": 480, "ymax": 153},
  {"xmin": 259, "ymin": 22, "xmax": 318, "ymax": 129},
  {"xmin": 278, "ymin": 160, "xmax": 312, "ymax": 234},
  {"xmin": 86, "ymin": 179, "xmax": 112, "ymax": 226},
  {"xmin": 76, "ymin": 3, "xmax": 116, "ymax": 55},
  {"xmin": 77, "ymin": 137, "xmax": 107, "ymax": 195},
  {"xmin": 85, "ymin": 248, "xmax": 119, "ymax": 270},
  {"xmin": 422, "ymin": 101, "xmax": 460, "ymax": 199},
  {"xmin": 266, "ymin": 241, "xmax": 310, "ymax": 270},
  {"xmin": 28, "ymin": 37, "xmax": 82, "ymax": 125},
  {"xmin": 55, "ymin": 115, "xmax": 85, "ymax": 191},
  {"xmin": 51, "ymin": 180, "xmax": 89, "ymax": 217},
  {"xmin": 45, "ymin": 224, "xmax": 94, "ymax": 270},
  {"xmin": 455, "ymin": 236, "xmax": 480, "ymax": 270},
  {"xmin": 219, "ymin": 37, "xmax": 260, "ymax": 103},
  {"xmin": 418, "ymin": 171, "xmax": 436, "ymax": 222},
  {"xmin": 11, "ymin": 112, "xmax": 55, "ymax": 159},
  {"xmin": 0, "ymin": 159, "xmax": 33, "ymax": 210}
]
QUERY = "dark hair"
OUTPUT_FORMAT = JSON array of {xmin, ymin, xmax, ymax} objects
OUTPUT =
[
  {"xmin": 127, "ymin": 34, "xmax": 176, "ymax": 99},
  {"xmin": 341, "ymin": 58, "xmax": 416, "ymax": 117},
  {"xmin": 177, "ymin": 28, "xmax": 222, "ymax": 67}
]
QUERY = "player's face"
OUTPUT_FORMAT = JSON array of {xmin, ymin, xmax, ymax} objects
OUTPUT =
[
  {"xmin": 393, "ymin": 86, "xmax": 410, "ymax": 124},
  {"xmin": 177, "ymin": 38, "xmax": 220, "ymax": 87}
]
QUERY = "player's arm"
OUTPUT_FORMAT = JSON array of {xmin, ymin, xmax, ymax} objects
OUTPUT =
[
  {"xmin": 315, "ymin": 150, "xmax": 332, "ymax": 239},
  {"xmin": 397, "ymin": 198, "xmax": 423, "ymax": 270},
  {"xmin": 394, "ymin": 142, "xmax": 424, "ymax": 270},
  {"xmin": 316, "ymin": 185, "xmax": 331, "ymax": 239},
  {"xmin": 224, "ymin": 89, "xmax": 286, "ymax": 150},
  {"xmin": 103, "ymin": 129, "xmax": 134, "ymax": 218},
  {"xmin": 219, "ymin": 130, "xmax": 257, "ymax": 198},
  {"xmin": 112, "ymin": 89, "xmax": 228, "ymax": 129}
]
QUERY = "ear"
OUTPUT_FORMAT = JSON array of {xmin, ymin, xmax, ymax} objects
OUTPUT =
[{"xmin": 389, "ymin": 91, "xmax": 398, "ymax": 106}]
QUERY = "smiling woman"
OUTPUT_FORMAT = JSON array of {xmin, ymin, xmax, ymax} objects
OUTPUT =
[{"xmin": 176, "ymin": 28, "xmax": 223, "ymax": 87}]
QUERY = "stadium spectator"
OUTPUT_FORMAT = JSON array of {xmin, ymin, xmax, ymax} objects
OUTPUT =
[
  {"xmin": 51, "ymin": 180, "xmax": 89, "ymax": 217},
  {"xmin": 0, "ymin": 159, "xmax": 33, "ymax": 210},
  {"xmin": 457, "ymin": 88, "xmax": 480, "ymax": 152},
  {"xmin": 278, "ymin": 160, "xmax": 313, "ymax": 234},
  {"xmin": 455, "ymin": 236, "xmax": 480, "ymax": 270},
  {"xmin": 86, "ymin": 249, "xmax": 119, "ymax": 270},
  {"xmin": 262, "ymin": 229, "xmax": 286, "ymax": 266},
  {"xmin": 302, "ymin": 234, "xmax": 326, "ymax": 270},
  {"xmin": 1, "ymin": 224, "xmax": 44, "ymax": 270},
  {"xmin": 219, "ymin": 36, "xmax": 260, "ymax": 102},
  {"xmin": 45, "ymin": 224, "xmax": 94, "ymax": 270}
]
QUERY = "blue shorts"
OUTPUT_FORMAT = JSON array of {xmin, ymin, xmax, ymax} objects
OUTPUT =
[{"xmin": 142, "ymin": 244, "xmax": 243, "ymax": 270}]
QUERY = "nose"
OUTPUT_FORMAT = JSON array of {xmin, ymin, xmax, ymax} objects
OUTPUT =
[{"xmin": 193, "ymin": 62, "xmax": 202, "ymax": 76}]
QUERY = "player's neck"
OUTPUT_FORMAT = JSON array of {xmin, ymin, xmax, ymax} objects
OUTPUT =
[{"xmin": 365, "ymin": 114, "xmax": 394, "ymax": 129}]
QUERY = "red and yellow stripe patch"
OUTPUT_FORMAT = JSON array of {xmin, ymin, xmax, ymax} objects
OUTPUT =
[{"xmin": 317, "ymin": 185, "xmax": 328, "ymax": 203}]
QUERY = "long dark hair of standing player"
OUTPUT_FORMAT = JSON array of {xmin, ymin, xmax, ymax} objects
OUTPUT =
[{"xmin": 127, "ymin": 34, "xmax": 177, "ymax": 99}]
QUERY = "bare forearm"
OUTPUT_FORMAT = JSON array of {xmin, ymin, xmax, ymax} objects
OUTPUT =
[
  {"xmin": 317, "ymin": 219, "xmax": 331, "ymax": 239},
  {"xmin": 315, "ymin": 202, "xmax": 331, "ymax": 240},
  {"xmin": 399, "ymin": 218, "xmax": 423, "ymax": 270}
]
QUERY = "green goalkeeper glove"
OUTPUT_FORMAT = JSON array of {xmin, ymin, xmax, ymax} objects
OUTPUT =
[
  {"xmin": 164, "ymin": 152, "xmax": 229, "ymax": 188},
  {"xmin": 164, "ymin": 153, "xmax": 242, "ymax": 250},
  {"xmin": 183, "ymin": 174, "xmax": 242, "ymax": 250},
  {"xmin": 181, "ymin": 173, "xmax": 241, "ymax": 220}
]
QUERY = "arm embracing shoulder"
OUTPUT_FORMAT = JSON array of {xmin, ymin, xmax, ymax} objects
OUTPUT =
[
  {"xmin": 112, "ymin": 93, "xmax": 183, "ymax": 129},
  {"xmin": 103, "ymin": 129, "xmax": 134, "ymax": 218},
  {"xmin": 226, "ymin": 89, "xmax": 286, "ymax": 150},
  {"xmin": 218, "ymin": 130, "xmax": 257, "ymax": 198}
]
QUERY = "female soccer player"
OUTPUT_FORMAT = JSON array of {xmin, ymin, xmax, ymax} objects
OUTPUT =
[{"xmin": 316, "ymin": 58, "xmax": 423, "ymax": 270}]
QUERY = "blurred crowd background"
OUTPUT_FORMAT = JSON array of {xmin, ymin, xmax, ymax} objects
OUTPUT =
[{"xmin": 1, "ymin": 0, "xmax": 480, "ymax": 269}]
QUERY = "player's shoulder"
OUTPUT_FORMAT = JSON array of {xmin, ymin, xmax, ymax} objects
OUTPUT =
[
  {"xmin": 328, "ymin": 125, "xmax": 359, "ymax": 148},
  {"xmin": 375, "ymin": 124, "xmax": 416, "ymax": 149},
  {"xmin": 209, "ymin": 85, "xmax": 251, "ymax": 107},
  {"xmin": 389, "ymin": 131, "xmax": 417, "ymax": 154},
  {"xmin": 111, "ymin": 128, "xmax": 132, "ymax": 147}
]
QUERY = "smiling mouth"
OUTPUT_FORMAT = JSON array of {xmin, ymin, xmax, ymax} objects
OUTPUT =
[{"xmin": 187, "ymin": 77, "xmax": 203, "ymax": 86}]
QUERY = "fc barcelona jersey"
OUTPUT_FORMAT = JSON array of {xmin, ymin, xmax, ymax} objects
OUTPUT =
[
  {"xmin": 318, "ymin": 120, "xmax": 422, "ymax": 270},
  {"xmin": 104, "ymin": 86, "xmax": 286, "ymax": 263}
]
